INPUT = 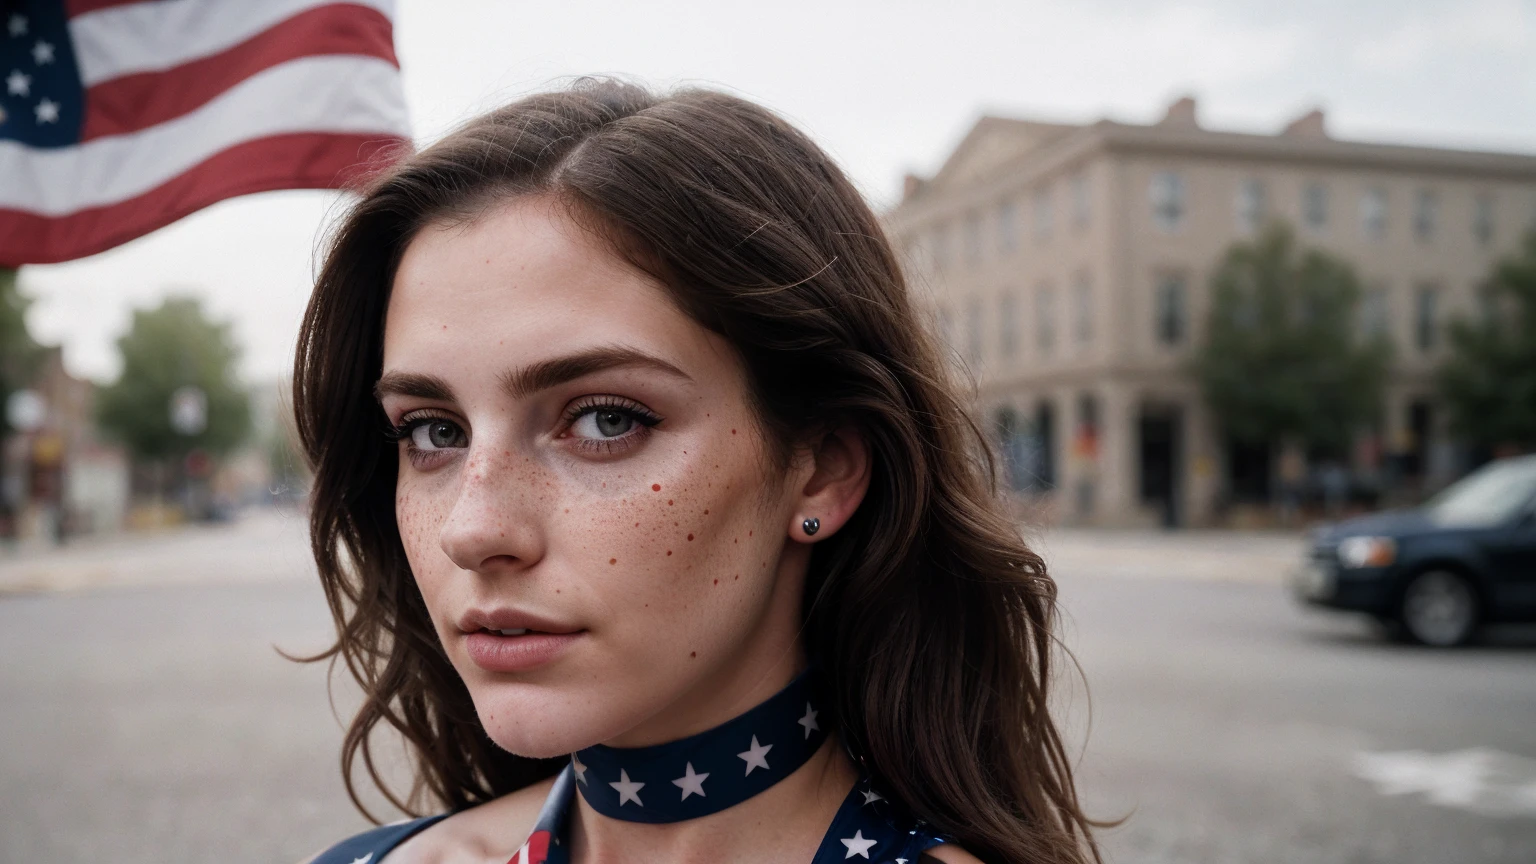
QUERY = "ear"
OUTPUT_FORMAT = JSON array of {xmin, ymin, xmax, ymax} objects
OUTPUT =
[{"xmin": 788, "ymin": 425, "xmax": 871, "ymax": 543}]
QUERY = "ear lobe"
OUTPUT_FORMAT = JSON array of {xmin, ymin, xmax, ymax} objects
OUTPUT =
[{"xmin": 790, "ymin": 426, "xmax": 871, "ymax": 542}]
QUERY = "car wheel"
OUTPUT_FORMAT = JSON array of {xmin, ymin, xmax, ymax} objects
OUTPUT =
[{"xmin": 1399, "ymin": 568, "xmax": 1480, "ymax": 647}]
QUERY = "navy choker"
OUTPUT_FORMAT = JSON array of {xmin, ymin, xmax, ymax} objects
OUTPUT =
[{"xmin": 570, "ymin": 669, "xmax": 827, "ymax": 823}]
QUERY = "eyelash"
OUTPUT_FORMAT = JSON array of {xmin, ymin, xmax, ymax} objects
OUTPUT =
[{"xmin": 382, "ymin": 398, "xmax": 664, "ymax": 462}]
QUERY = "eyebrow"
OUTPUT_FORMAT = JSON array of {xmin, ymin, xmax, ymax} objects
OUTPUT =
[
  {"xmin": 499, "ymin": 346, "xmax": 692, "ymax": 400},
  {"xmin": 374, "ymin": 346, "xmax": 692, "ymax": 404}
]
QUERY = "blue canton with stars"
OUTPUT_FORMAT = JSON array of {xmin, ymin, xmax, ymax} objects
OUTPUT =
[{"xmin": 1, "ymin": 1, "xmax": 84, "ymax": 147}]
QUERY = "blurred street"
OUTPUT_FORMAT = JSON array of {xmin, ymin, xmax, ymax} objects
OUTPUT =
[{"xmin": 2, "ymin": 514, "xmax": 1534, "ymax": 864}]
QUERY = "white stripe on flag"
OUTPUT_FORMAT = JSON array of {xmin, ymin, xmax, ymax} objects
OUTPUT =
[
  {"xmin": 70, "ymin": 0, "xmax": 396, "ymax": 86},
  {"xmin": 0, "ymin": 55, "xmax": 407, "ymax": 215}
]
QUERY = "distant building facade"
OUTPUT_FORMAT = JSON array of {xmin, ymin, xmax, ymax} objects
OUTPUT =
[{"xmin": 886, "ymin": 97, "xmax": 1536, "ymax": 527}]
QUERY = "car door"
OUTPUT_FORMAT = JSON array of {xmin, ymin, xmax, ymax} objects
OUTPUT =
[{"xmin": 1479, "ymin": 498, "xmax": 1536, "ymax": 619}]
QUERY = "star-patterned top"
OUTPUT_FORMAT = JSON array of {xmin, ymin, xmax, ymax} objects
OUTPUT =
[{"xmin": 0, "ymin": 5, "xmax": 84, "ymax": 147}]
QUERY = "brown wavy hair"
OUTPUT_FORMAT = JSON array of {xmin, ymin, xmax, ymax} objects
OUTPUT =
[{"xmin": 293, "ymin": 78, "xmax": 1101, "ymax": 864}]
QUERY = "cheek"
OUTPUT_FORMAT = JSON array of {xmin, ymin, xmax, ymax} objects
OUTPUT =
[{"xmin": 396, "ymin": 473, "xmax": 455, "ymax": 595}]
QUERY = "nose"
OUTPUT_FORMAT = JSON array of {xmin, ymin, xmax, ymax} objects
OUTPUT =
[{"xmin": 437, "ymin": 445, "xmax": 547, "ymax": 574}]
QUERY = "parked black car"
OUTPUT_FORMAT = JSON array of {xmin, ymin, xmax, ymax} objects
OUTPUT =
[{"xmin": 1292, "ymin": 454, "xmax": 1536, "ymax": 646}]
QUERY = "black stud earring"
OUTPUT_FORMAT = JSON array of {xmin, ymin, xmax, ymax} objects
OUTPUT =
[{"xmin": 802, "ymin": 517, "xmax": 820, "ymax": 537}]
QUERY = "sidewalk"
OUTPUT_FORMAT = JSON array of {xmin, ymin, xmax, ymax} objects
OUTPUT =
[
  {"xmin": 0, "ymin": 508, "xmax": 317, "ymax": 595},
  {"xmin": 1032, "ymin": 527, "xmax": 1307, "ymax": 585}
]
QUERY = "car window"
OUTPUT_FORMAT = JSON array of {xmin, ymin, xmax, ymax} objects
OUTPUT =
[{"xmin": 1424, "ymin": 458, "xmax": 1536, "ymax": 528}]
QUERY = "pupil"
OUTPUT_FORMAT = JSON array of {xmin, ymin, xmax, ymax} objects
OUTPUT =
[
  {"xmin": 430, "ymin": 422, "xmax": 457, "ymax": 447},
  {"xmin": 596, "ymin": 411, "xmax": 630, "ymax": 437}
]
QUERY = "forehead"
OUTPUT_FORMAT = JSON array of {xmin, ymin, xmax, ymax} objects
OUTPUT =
[{"xmin": 384, "ymin": 196, "xmax": 714, "ymax": 372}]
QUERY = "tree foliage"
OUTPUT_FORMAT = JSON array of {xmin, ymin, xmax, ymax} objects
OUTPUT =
[
  {"xmin": 96, "ymin": 296, "xmax": 251, "ymax": 461},
  {"xmin": 1438, "ymin": 231, "xmax": 1536, "ymax": 452},
  {"xmin": 1193, "ymin": 223, "xmax": 1392, "ymax": 455},
  {"xmin": 0, "ymin": 269, "xmax": 45, "ymax": 434}
]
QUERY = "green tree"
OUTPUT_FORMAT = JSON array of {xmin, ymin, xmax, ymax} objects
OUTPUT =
[
  {"xmin": 1193, "ymin": 223, "xmax": 1392, "ymax": 459},
  {"xmin": 97, "ymin": 296, "xmax": 251, "ymax": 461},
  {"xmin": 0, "ymin": 268, "xmax": 45, "ymax": 434},
  {"xmin": 1438, "ymin": 231, "xmax": 1536, "ymax": 453}
]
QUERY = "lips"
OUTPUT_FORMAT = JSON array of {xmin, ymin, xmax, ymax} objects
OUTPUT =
[{"xmin": 457, "ymin": 608, "xmax": 583, "ymax": 673}]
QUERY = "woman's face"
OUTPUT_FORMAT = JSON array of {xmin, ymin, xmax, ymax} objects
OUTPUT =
[{"xmin": 381, "ymin": 197, "xmax": 814, "ymax": 757}]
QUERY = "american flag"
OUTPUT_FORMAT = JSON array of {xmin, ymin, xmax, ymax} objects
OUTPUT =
[{"xmin": 0, "ymin": 0, "xmax": 410, "ymax": 266}]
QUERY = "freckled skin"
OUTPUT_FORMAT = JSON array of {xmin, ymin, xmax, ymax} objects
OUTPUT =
[{"xmin": 381, "ymin": 196, "xmax": 823, "ymax": 755}]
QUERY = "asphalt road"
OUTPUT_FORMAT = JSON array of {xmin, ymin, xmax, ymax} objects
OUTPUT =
[{"xmin": 1, "ymin": 515, "xmax": 1533, "ymax": 863}]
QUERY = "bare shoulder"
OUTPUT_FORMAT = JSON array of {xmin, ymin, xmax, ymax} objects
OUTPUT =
[
  {"xmin": 922, "ymin": 843, "xmax": 987, "ymax": 864},
  {"xmin": 386, "ymin": 775, "xmax": 559, "ymax": 864}
]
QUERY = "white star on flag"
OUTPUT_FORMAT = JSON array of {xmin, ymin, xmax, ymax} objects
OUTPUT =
[
  {"xmin": 348, "ymin": 855, "xmax": 372, "ymax": 864},
  {"xmin": 6, "ymin": 70, "xmax": 28, "ymax": 97},
  {"xmin": 841, "ymin": 829, "xmax": 877, "ymax": 859},
  {"xmin": 34, "ymin": 98, "xmax": 58, "ymax": 124},
  {"xmin": 571, "ymin": 753, "xmax": 588, "ymax": 785},
  {"xmin": 32, "ymin": 40, "xmax": 54, "ymax": 65},
  {"xmin": 610, "ymin": 769, "xmax": 645, "ymax": 807},
  {"xmin": 7, "ymin": 14, "xmax": 25, "ymax": 37},
  {"xmin": 798, "ymin": 703, "xmax": 820, "ymax": 739},
  {"xmin": 672, "ymin": 762, "xmax": 709, "ymax": 800},
  {"xmin": 738, "ymin": 735, "xmax": 773, "ymax": 775},
  {"xmin": 861, "ymin": 788, "xmax": 884, "ymax": 805}
]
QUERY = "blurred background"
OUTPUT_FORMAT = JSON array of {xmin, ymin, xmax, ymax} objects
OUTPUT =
[{"xmin": 2, "ymin": 0, "xmax": 1534, "ymax": 862}]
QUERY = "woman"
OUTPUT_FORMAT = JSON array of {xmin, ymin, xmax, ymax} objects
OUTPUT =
[{"xmin": 295, "ymin": 79, "xmax": 1099, "ymax": 864}]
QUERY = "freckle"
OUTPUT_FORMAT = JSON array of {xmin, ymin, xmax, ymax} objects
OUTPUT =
[
  {"xmin": 731, "ymin": 429, "xmax": 737, "ymax": 435},
  {"xmin": 636, "ymin": 522, "xmax": 640, "ymax": 527},
  {"xmin": 748, "ymin": 530, "xmax": 753, "ymax": 537},
  {"xmin": 690, "ymin": 651, "xmax": 697, "ymax": 658},
  {"xmin": 667, "ymin": 550, "xmax": 672, "ymax": 556},
  {"xmin": 555, "ymin": 589, "xmax": 561, "ymax": 594},
  {"xmin": 734, "ymin": 574, "xmax": 739, "ymax": 580},
  {"xmin": 687, "ymin": 533, "xmax": 694, "ymax": 541},
  {"xmin": 713, "ymin": 578, "xmax": 718, "ymax": 585},
  {"xmin": 652, "ymin": 483, "xmax": 661, "ymax": 492},
  {"xmin": 668, "ymin": 500, "xmax": 674, "ymax": 506},
  {"xmin": 564, "ymin": 509, "xmax": 569, "ymax": 513},
  {"xmin": 609, "ymin": 558, "xmax": 617, "ymax": 565}
]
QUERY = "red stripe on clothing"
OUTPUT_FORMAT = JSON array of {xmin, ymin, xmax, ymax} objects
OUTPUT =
[
  {"xmin": 81, "ymin": 5, "xmax": 398, "ymax": 141},
  {"xmin": 0, "ymin": 132, "xmax": 408, "ymax": 267},
  {"xmin": 64, "ymin": 0, "xmax": 145, "ymax": 16}
]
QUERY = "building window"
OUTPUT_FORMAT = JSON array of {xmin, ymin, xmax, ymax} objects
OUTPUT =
[
  {"xmin": 1236, "ymin": 178, "xmax": 1266, "ymax": 234},
  {"xmin": 1360, "ymin": 283, "xmax": 1390, "ymax": 338},
  {"xmin": 999, "ymin": 291, "xmax": 1018, "ymax": 359},
  {"xmin": 1073, "ymin": 272, "xmax": 1093, "ymax": 343},
  {"xmin": 1071, "ymin": 172, "xmax": 1091, "ymax": 227},
  {"xmin": 998, "ymin": 200, "xmax": 1018, "ymax": 254},
  {"xmin": 1360, "ymin": 187, "xmax": 1387, "ymax": 241},
  {"xmin": 966, "ymin": 296, "xmax": 985, "ymax": 366},
  {"xmin": 1414, "ymin": 189, "xmax": 1438, "ymax": 242},
  {"xmin": 1414, "ymin": 284, "xmax": 1439, "ymax": 351},
  {"xmin": 964, "ymin": 211, "xmax": 983, "ymax": 267},
  {"xmin": 1033, "ymin": 187, "xmax": 1054, "ymax": 240},
  {"xmin": 1150, "ymin": 171, "xmax": 1185, "ymax": 232},
  {"xmin": 1154, "ymin": 274, "xmax": 1186, "ymax": 345},
  {"xmin": 1036, "ymin": 283, "xmax": 1057, "ymax": 353},
  {"xmin": 1473, "ymin": 192, "xmax": 1495, "ymax": 246},
  {"xmin": 1303, "ymin": 181, "xmax": 1328, "ymax": 233}
]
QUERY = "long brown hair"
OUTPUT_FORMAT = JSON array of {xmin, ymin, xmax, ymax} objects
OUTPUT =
[{"xmin": 293, "ymin": 78, "xmax": 1100, "ymax": 864}]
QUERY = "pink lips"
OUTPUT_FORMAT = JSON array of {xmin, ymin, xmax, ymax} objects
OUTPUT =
[
  {"xmin": 457, "ymin": 608, "xmax": 583, "ymax": 673},
  {"xmin": 464, "ymin": 630, "xmax": 582, "ymax": 672}
]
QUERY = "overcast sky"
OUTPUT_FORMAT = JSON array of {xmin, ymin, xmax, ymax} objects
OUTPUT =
[{"xmin": 17, "ymin": 0, "xmax": 1536, "ymax": 383}]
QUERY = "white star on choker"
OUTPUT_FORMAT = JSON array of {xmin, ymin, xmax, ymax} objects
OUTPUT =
[
  {"xmin": 738, "ymin": 735, "xmax": 773, "ymax": 775},
  {"xmin": 610, "ymin": 769, "xmax": 645, "ymax": 806},
  {"xmin": 571, "ymin": 754, "xmax": 588, "ymax": 785},
  {"xmin": 798, "ymin": 702, "xmax": 820, "ymax": 739},
  {"xmin": 672, "ymin": 761, "xmax": 709, "ymax": 800},
  {"xmin": 861, "ymin": 788, "xmax": 885, "ymax": 805}
]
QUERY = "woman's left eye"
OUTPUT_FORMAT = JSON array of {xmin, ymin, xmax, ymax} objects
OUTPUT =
[
  {"xmin": 562, "ymin": 398, "xmax": 662, "ymax": 449},
  {"xmin": 572, "ymin": 408, "xmax": 639, "ymax": 439}
]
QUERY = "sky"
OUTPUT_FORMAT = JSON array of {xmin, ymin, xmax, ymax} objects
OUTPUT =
[{"xmin": 16, "ymin": 0, "xmax": 1536, "ymax": 384}]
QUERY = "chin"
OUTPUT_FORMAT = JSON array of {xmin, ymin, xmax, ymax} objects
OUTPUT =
[{"xmin": 467, "ymin": 677, "xmax": 635, "ymax": 759}]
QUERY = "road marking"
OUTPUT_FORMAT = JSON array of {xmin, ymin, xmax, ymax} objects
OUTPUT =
[{"xmin": 1352, "ymin": 748, "xmax": 1536, "ymax": 817}]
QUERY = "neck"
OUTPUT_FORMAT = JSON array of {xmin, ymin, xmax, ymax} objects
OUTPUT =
[{"xmin": 570, "ymin": 736, "xmax": 858, "ymax": 864}]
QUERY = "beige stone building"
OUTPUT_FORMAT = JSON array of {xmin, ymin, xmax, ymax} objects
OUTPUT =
[{"xmin": 885, "ymin": 97, "xmax": 1536, "ymax": 527}]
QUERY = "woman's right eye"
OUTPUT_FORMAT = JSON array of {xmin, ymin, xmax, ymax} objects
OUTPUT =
[{"xmin": 404, "ymin": 418, "xmax": 468, "ymax": 451}]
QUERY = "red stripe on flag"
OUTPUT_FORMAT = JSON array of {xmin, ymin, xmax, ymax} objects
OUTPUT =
[
  {"xmin": 81, "ymin": 5, "xmax": 399, "ymax": 141},
  {"xmin": 64, "ymin": 0, "xmax": 145, "ymax": 16},
  {"xmin": 0, "ymin": 132, "xmax": 408, "ymax": 267}
]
